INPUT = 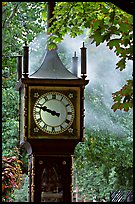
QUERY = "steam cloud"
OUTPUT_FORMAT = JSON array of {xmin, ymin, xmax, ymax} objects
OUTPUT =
[{"xmin": 29, "ymin": 31, "xmax": 133, "ymax": 136}]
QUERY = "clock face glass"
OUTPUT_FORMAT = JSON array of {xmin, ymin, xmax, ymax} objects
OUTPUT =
[{"xmin": 33, "ymin": 92, "xmax": 75, "ymax": 134}]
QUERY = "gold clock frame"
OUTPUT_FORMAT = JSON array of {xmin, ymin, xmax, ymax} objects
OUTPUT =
[{"xmin": 28, "ymin": 86, "xmax": 81, "ymax": 139}]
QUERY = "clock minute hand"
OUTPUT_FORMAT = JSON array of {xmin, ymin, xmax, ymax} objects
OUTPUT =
[
  {"xmin": 36, "ymin": 106, "xmax": 60, "ymax": 117},
  {"xmin": 36, "ymin": 105, "xmax": 47, "ymax": 111}
]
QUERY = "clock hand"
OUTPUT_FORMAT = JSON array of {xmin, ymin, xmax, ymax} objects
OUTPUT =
[
  {"xmin": 35, "ymin": 106, "xmax": 60, "ymax": 117},
  {"xmin": 50, "ymin": 110, "xmax": 60, "ymax": 117},
  {"xmin": 36, "ymin": 105, "xmax": 47, "ymax": 111}
]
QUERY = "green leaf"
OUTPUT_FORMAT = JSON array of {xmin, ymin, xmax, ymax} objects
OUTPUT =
[
  {"xmin": 116, "ymin": 58, "xmax": 126, "ymax": 71},
  {"xmin": 119, "ymin": 23, "xmax": 129, "ymax": 32},
  {"xmin": 91, "ymin": 31, "xmax": 104, "ymax": 46},
  {"xmin": 54, "ymin": 36, "xmax": 63, "ymax": 43},
  {"xmin": 93, "ymin": 20, "xmax": 100, "ymax": 30},
  {"xmin": 126, "ymin": 102, "xmax": 133, "ymax": 108},
  {"xmin": 107, "ymin": 38, "xmax": 121, "ymax": 50},
  {"xmin": 123, "ymin": 103, "xmax": 129, "ymax": 112},
  {"xmin": 113, "ymin": 95, "xmax": 121, "ymax": 102},
  {"xmin": 111, "ymin": 102, "xmax": 120, "ymax": 112},
  {"xmin": 102, "ymin": 7, "xmax": 108, "ymax": 14},
  {"xmin": 42, "ymin": 8, "xmax": 47, "ymax": 20},
  {"xmin": 48, "ymin": 43, "xmax": 57, "ymax": 50}
]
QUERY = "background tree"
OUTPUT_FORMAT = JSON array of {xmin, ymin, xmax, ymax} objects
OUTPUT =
[
  {"xmin": 2, "ymin": 2, "xmax": 45, "ymax": 201},
  {"xmin": 74, "ymin": 86, "xmax": 133, "ymax": 201},
  {"xmin": 2, "ymin": 1, "xmax": 44, "ymax": 157}
]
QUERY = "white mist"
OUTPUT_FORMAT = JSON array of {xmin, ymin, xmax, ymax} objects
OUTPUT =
[{"xmin": 29, "ymin": 31, "xmax": 133, "ymax": 136}]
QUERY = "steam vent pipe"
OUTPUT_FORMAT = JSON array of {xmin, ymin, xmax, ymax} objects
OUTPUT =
[
  {"xmin": 72, "ymin": 51, "xmax": 78, "ymax": 77},
  {"xmin": 17, "ymin": 51, "xmax": 22, "ymax": 81},
  {"xmin": 81, "ymin": 42, "xmax": 86, "ymax": 75},
  {"xmin": 23, "ymin": 42, "xmax": 29, "ymax": 78}
]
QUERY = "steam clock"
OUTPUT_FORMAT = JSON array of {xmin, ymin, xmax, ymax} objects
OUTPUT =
[{"xmin": 16, "ymin": 2, "xmax": 89, "ymax": 202}]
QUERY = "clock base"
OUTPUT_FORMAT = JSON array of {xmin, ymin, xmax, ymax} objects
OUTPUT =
[{"xmin": 28, "ymin": 153, "xmax": 74, "ymax": 202}]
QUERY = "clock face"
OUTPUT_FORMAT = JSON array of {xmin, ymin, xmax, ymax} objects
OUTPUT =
[{"xmin": 33, "ymin": 92, "xmax": 75, "ymax": 134}]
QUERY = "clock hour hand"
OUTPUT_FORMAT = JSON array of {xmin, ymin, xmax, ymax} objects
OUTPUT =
[
  {"xmin": 49, "ymin": 110, "xmax": 60, "ymax": 117},
  {"xmin": 36, "ymin": 106, "xmax": 60, "ymax": 117}
]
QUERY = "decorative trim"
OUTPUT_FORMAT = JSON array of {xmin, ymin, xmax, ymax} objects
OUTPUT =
[
  {"xmin": 24, "ymin": 84, "xmax": 28, "ymax": 141},
  {"xmin": 70, "ymin": 156, "xmax": 74, "ymax": 201},
  {"xmin": 31, "ymin": 155, "xmax": 35, "ymax": 202},
  {"xmin": 28, "ymin": 159, "xmax": 32, "ymax": 202}
]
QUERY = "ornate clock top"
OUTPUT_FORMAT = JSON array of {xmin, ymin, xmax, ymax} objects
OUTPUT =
[{"xmin": 29, "ymin": 48, "xmax": 79, "ymax": 80}]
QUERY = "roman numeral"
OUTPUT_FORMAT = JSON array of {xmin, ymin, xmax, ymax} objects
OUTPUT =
[
  {"xmin": 65, "ymin": 119, "xmax": 70, "ymax": 124},
  {"xmin": 44, "ymin": 96, "xmax": 48, "ymax": 101},
  {"xmin": 35, "ymin": 109, "xmax": 40, "ymax": 115},
  {"xmin": 66, "ymin": 103, "xmax": 70, "ymax": 107},
  {"xmin": 60, "ymin": 125, "xmax": 64, "ymax": 130},
  {"xmin": 37, "ymin": 118, "xmax": 42, "ymax": 123},
  {"xmin": 52, "ymin": 94, "xmax": 56, "ymax": 99},
  {"xmin": 43, "ymin": 124, "xmax": 47, "ymax": 130},
  {"xmin": 68, "ymin": 112, "xmax": 72, "ymax": 115}
]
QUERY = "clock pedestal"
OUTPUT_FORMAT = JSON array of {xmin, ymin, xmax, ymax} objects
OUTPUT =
[
  {"xmin": 28, "ymin": 153, "xmax": 73, "ymax": 202},
  {"xmin": 24, "ymin": 139, "xmax": 79, "ymax": 202}
]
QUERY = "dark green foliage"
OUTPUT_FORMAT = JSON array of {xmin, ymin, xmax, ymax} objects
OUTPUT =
[
  {"xmin": 74, "ymin": 130, "xmax": 133, "ymax": 201},
  {"xmin": 2, "ymin": 2, "xmax": 45, "ymax": 180},
  {"xmin": 112, "ymin": 80, "xmax": 133, "ymax": 112}
]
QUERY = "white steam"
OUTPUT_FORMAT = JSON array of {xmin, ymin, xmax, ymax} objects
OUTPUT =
[{"xmin": 29, "ymin": 31, "xmax": 133, "ymax": 136}]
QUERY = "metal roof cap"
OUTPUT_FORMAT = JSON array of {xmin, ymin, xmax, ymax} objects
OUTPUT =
[{"xmin": 29, "ymin": 48, "xmax": 79, "ymax": 79}]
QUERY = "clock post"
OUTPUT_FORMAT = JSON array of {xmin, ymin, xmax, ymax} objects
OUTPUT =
[{"xmin": 15, "ymin": 3, "xmax": 89, "ymax": 202}]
